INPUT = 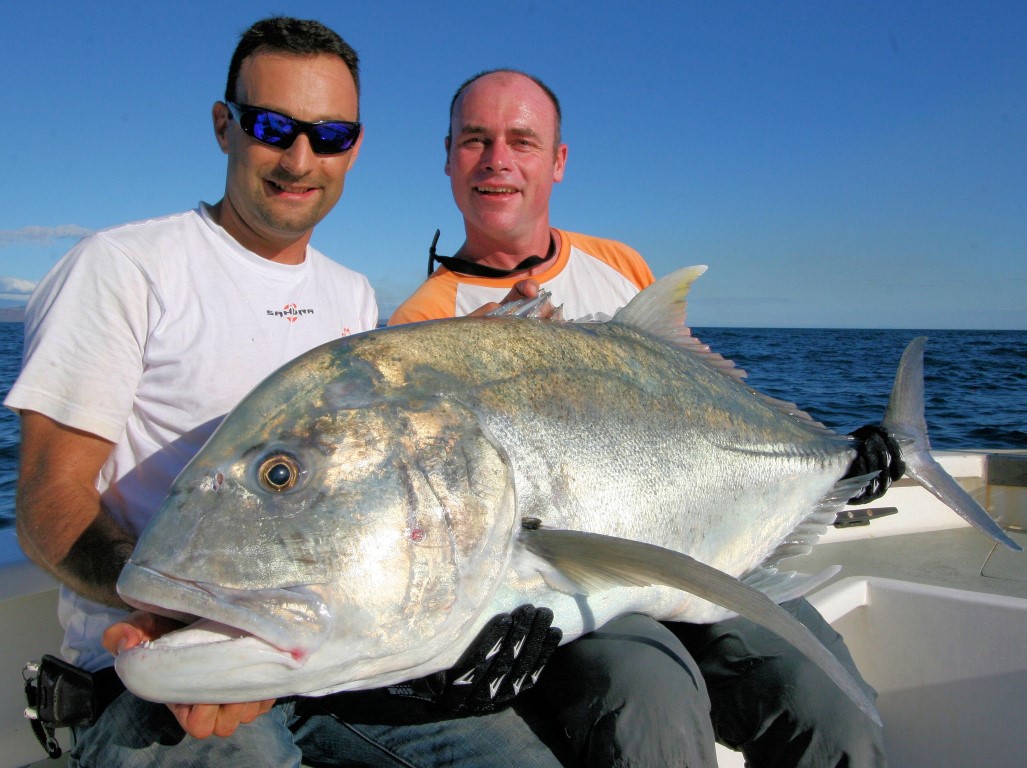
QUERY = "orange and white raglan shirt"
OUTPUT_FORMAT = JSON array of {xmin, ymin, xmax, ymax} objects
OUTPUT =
[{"xmin": 388, "ymin": 230, "xmax": 655, "ymax": 325}]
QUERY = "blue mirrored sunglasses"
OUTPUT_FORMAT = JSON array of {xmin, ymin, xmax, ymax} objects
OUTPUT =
[{"xmin": 226, "ymin": 102, "xmax": 361, "ymax": 154}]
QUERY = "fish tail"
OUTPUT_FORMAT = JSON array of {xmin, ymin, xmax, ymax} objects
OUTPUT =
[{"xmin": 883, "ymin": 337, "xmax": 1021, "ymax": 551}]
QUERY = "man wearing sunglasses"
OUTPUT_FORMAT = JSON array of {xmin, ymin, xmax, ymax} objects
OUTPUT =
[
  {"xmin": 389, "ymin": 69, "xmax": 892, "ymax": 767},
  {"xmin": 8, "ymin": 19, "xmax": 568, "ymax": 768}
]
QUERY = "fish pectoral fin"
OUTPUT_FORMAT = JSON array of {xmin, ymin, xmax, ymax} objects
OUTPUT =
[
  {"xmin": 741, "ymin": 565, "xmax": 842, "ymax": 605},
  {"xmin": 520, "ymin": 528, "xmax": 880, "ymax": 726}
]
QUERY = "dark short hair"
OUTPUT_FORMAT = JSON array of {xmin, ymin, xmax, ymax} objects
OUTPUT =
[
  {"xmin": 446, "ymin": 69, "xmax": 562, "ymax": 146},
  {"xmin": 225, "ymin": 17, "xmax": 360, "ymax": 106}
]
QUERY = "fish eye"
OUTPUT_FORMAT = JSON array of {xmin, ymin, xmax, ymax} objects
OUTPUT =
[{"xmin": 257, "ymin": 454, "xmax": 302, "ymax": 492}]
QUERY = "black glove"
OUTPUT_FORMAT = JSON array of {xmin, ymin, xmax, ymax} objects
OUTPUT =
[
  {"xmin": 388, "ymin": 605, "xmax": 562, "ymax": 716},
  {"xmin": 845, "ymin": 424, "xmax": 906, "ymax": 504}
]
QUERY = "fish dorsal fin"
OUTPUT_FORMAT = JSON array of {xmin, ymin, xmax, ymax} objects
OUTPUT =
[
  {"xmin": 616, "ymin": 266, "xmax": 842, "ymax": 434},
  {"xmin": 612, "ymin": 266, "xmax": 747, "ymax": 383}
]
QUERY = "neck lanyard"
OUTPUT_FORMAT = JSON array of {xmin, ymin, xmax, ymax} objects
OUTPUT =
[{"xmin": 427, "ymin": 230, "xmax": 554, "ymax": 278}]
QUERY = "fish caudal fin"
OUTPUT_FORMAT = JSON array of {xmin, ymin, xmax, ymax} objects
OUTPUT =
[
  {"xmin": 883, "ymin": 337, "xmax": 1022, "ymax": 552},
  {"xmin": 520, "ymin": 528, "xmax": 882, "ymax": 725}
]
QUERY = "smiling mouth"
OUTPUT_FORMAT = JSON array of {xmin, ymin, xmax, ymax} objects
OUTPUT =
[
  {"xmin": 474, "ymin": 185, "xmax": 517, "ymax": 195},
  {"xmin": 268, "ymin": 179, "xmax": 317, "ymax": 195}
]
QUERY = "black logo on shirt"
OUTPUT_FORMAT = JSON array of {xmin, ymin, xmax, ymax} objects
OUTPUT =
[{"xmin": 268, "ymin": 303, "xmax": 314, "ymax": 323}]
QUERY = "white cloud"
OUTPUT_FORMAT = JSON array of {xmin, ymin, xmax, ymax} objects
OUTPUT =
[
  {"xmin": 0, "ymin": 225, "xmax": 93, "ymax": 246},
  {"xmin": 0, "ymin": 277, "xmax": 37, "ymax": 295}
]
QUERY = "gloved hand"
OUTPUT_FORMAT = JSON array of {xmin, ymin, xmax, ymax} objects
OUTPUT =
[
  {"xmin": 845, "ymin": 424, "xmax": 906, "ymax": 504},
  {"xmin": 388, "ymin": 605, "xmax": 562, "ymax": 716}
]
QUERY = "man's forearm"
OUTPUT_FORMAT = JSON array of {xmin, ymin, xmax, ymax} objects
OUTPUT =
[
  {"xmin": 18, "ymin": 501, "xmax": 135, "ymax": 608},
  {"xmin": 58, "ymin": 513, "xmax": 135, "ymax": 607},
  {"xmin": 16, "ymin": 411, "xmax": 133, "ymax": 608}
]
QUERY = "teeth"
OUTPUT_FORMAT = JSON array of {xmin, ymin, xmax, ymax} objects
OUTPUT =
[
  {"xmin": 475, "ymin": 186, "xmax": 516, "ymax": 194},
  {"xmin": 271, "ymin": 180, "xmax": 312, "ymax": 193}
]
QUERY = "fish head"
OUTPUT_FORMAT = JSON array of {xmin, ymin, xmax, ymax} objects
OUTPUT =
[{"xmin": 116, "ymin": 334, "xmax": 518, "ymax": 702}]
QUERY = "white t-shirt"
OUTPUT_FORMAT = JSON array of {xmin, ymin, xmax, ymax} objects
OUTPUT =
[{"xmin": 5, "ymin": 204, "xmax": 378, "ymax": 670}]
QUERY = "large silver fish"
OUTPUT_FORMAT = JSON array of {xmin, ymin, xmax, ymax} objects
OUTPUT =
[{"xmin": 116, "ymin": 266, "xmax": 1018, "ymax": 722}]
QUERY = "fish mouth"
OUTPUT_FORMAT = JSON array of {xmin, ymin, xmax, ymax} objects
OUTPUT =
[{"xmin": 117, "ymin": 561, "xmax": 332, "ymax": 664}]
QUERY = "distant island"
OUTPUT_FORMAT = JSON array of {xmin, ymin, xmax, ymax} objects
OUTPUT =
[{"xmin": 0, "ymin": 307, "xmax": 25, "ymax": 323}]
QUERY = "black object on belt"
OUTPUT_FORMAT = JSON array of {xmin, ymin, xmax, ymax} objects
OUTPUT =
[{"xmin": 23, "ymin": 655, "xmax": 126, "ymax": 758}]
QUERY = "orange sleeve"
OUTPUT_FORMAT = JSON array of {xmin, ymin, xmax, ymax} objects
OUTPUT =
[
  {"xmin": 387, "ymin": 274, "xmax": 460, "ymax": 325},
  {"xmin": 563, "ymin": 232, "xmax": 655, "ymax": 290}
]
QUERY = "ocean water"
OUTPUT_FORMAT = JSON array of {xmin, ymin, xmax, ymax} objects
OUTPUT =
[
  {"xmin": 0, "ymin": 323, "xmax": 22, "ymax": 530},
  {"xmin": 0, "ymin": 322, "xmax": 1024, "ymax": 529}
]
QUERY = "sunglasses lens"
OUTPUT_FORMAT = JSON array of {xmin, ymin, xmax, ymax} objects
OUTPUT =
[
  {"xmin": 248, "ymin": 110, "xmax": 298, "ymax": 149},
  {"xmin": 310, "ymin": 123, "xmax": 361, "ymax": 154}
]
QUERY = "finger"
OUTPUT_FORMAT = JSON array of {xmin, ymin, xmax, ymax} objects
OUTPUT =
[
  {"xmin": 527, "ymin": 626, "xmax": 562, "ymax": 687},
  {"xmin": 468, "ymin": 301, "xmax": 502, "ymax": 317},
  {"xmin": 169, "ymin": 699, "xmax": 275, "ymax": 740},
  {"xmin": 540, "ymin": 626, "xmax": 562, "ymax": 663},
  {"xmin": 213, "ymin": 701, "xmax": 258, "ymax": 738},
  {"xmin": 234, "ymin": 698, "xmax": 275, "ymax": 725},
  {"xmin": 507, "ymin": 604, "xmax": 545, "ymax": 662},
  {"xmin": 102, "ymin": 621, "xmax": 146, "ymax": 656},
  {"xmin": 169, "ymin": 702, "xmax": 218, "ymax": 739},
  {"xmin": 505, "ymin": 607, "xmax": 557, "ymax": 696},
  {"xmin": 103, "ymin": 611, "xmax": 186, "ymax": 655},
  {"xmin": 866, "ymin": 432, "xmax": 890, "ymax": 471},
  {"xmin": 436, "ymin": 613, "xmax": 513, "ymax": 713},
  {"xmin": 512, "ymin": 279, "xmax": 541, "ymax": 300},
  {"xmin": 450, "ymin": 613, "xmax": 513, "ymax": 680},
  {"xmin": 473, "ymin": 606, "xmax": 547, "ymax": 706}
]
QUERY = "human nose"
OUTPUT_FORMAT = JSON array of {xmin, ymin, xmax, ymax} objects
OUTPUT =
[
  {"xmin": 279, "ymin": 133, "xmax": 317, "ymax": 175},
  {"xmin": 482, "ymin": 140, "xmax": 511, "ymax": 173}
]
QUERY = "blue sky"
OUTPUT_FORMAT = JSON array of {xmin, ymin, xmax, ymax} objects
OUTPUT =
[{"xmin": 2, "ymin": 1, "xmax": 1024, "ymax": 328}]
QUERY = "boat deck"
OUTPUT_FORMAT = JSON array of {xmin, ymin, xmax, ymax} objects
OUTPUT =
[{"xmin": 716, "ymin": 451, "xmax": 1027, "ymax": 767}]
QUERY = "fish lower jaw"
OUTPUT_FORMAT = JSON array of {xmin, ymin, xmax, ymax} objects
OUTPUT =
[
  {"xmin": 117, "ymin": 563, "xmax": 329, "ymax": 663},
  {"xmin": 140, "ymin": 618, "xmax": 307, "ymax": 668}
]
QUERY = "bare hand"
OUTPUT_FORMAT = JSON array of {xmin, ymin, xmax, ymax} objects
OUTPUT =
[
  {"xmin": 167, "ymin": 699, "xmax": 275, "ymax": 739},
  {"xmin": 104, "ymin": 611, "xmax": 276, "ymax": 739},
  {"xmin": 469, "ymin": 279, "xmax": 556, "ymax": 318}
]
